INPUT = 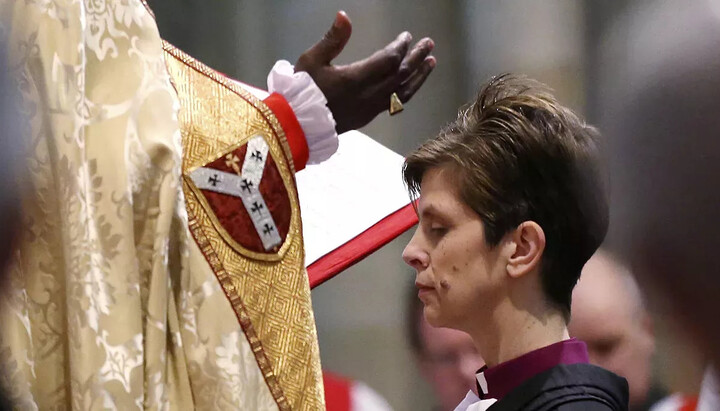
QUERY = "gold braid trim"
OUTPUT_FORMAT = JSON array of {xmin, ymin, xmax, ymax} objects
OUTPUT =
[
  {"xmin": 186, "ymin": 210, "xmax": 289, "ymax": 410},
  {"xmin": 163, "ymin": 40, "xmax": 324, "ymax": 410},
  {"xmin": 162, "ymin": 40, "xmax": 296, "ymax": 174}
]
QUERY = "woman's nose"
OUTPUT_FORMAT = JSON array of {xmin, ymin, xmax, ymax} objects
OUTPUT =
[{"xmin": 402, "ymin": 229, "xmax": 429, "ymax": 270}]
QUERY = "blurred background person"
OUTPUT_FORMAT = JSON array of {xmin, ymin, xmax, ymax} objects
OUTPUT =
[
  {"xmin": 597, "ymin": 0, "xmax": 720, "ymax": 409},
  {"xmin": 407, "ymin": 289, "xmax": 484, "ymax": 411},
  {"xmin": 600, "ymin": 0, "xmax": 720, "ymax": 366},
  {"xmin": 570, "ymin": 250, "xmax": 668, "ymax": 410},
  {"xmin": 0, "ymin": 38, "xmax": 20, "ymax": 292},
  {"xmin": 323, "ymin": 370, "xmax": 393, "ymax": 411},
  {"xmin": 0, "ymin": 34, "xmax": 21, "ymax": 410}
]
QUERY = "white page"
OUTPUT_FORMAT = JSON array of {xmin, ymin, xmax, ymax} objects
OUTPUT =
[{"xmin": 295, "ymin": 131, "xmax": 412, "ymax": 266}]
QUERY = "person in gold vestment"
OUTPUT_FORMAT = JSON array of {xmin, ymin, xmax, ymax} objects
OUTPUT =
[{"xmin": 0, "ymin": 1, "xmax": 435, "ymax": 409}]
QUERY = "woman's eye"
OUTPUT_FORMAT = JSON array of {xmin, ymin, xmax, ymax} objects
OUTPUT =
[{"xmin": 430, "ymin": 226, "xmax": 447, "ymax": 235}]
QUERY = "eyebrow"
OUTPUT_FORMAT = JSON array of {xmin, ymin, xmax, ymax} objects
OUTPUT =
[{"xmin": 419, "ymin": 203, "xmax": 445, "ymax": 221}]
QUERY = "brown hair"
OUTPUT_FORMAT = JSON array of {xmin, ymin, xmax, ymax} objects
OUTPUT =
[{"xmin": 403, "ymin": 74, "xmax": 608, "ymax": 318}]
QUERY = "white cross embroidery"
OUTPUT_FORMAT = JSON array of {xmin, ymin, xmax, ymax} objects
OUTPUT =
[{"xmin": 190, "ymin": 135, "xmax": 282, "ymax": 250}]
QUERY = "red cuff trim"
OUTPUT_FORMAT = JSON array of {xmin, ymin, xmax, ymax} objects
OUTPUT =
[{"xmin": 263, "ymin": 92, "xmax": 309, "ymax": 171}]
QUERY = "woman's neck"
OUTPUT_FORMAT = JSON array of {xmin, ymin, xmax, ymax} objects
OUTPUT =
[{"xmin": 466, "ymin": 301, "xmax": 570, "ymax": 368}]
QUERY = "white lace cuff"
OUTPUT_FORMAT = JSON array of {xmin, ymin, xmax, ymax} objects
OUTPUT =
[{"xmin": 267, "ymin": 60, "xmax": 338, "ymax": 164}]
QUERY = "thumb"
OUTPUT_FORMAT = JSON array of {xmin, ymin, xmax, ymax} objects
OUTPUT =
[{"xmin": 307, "ymin": 11, "xmax": 352, "ymax": 65}]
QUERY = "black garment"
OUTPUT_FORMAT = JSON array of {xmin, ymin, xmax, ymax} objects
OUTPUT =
[{"xmin": 488, "ymin": 363, "xmax": 629, "ymax": 411}]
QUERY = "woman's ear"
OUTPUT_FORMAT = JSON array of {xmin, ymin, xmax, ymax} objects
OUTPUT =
[{"xmin": 506, "ymin": 221, "xmax": 546, "ymax": 279}]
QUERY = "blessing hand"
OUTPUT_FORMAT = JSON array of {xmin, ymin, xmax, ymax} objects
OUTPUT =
[{"xmin": 295, "ymin": 11, "xmax": 436, "ymax": 134}]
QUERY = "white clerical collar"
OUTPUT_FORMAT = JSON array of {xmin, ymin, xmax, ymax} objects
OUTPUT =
[
  {"xmin": 476, "ymin": 371, "xmax": 489, "ymax": 395},
  {"xmin": 453, "ymin": 390, "xmax": 496, "ymax": 411}
]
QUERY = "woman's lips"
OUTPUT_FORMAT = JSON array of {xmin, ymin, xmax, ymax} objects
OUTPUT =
[{"xmin": 415, "ymin": 281, "xmax": 435, "ymax": 299}]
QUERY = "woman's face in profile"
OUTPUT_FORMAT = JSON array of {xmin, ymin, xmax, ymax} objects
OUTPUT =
[{"xmin": 402, "ymin": 166, "xmax": 507, "ymax": 333}]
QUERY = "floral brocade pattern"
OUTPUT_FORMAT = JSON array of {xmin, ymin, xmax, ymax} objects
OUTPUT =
[{"xmin": 0, "ymin": 1, "xmax": 319, "ymax": 409}]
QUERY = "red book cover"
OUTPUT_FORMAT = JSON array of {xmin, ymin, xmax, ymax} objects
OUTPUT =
[{"xmin": 307, "ymin": 203, "xmax": 417, "ymax": 288}]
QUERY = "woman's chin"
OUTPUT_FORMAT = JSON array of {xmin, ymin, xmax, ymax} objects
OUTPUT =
[{"xmin": 423, "ymin": 306, "xmax": 446, "ymax": 328}]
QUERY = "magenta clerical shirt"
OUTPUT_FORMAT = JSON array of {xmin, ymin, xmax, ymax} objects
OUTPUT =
[{"xmin": 476, "ymin": 338, "xmax": 590, "ymax": 401}]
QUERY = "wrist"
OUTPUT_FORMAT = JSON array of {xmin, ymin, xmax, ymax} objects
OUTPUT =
[{"xmin": 267, "ymin": 60, "xmax": 338, "ymax": 164}]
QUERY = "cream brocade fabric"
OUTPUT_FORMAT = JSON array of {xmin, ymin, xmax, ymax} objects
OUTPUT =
[{"xmin": 0, "ymin": 1, "xmax": 322, "ymax": 409}]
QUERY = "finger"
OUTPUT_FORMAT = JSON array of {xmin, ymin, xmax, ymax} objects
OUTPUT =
[
  {"xmin": 351, "ymin": 31, "xmax": 413, "ymax": 83},
  {"xmin": 371, "ymin": 41, "xmax": 434, "ymax": 99},
  {"xmin": 305, "ymin": 11, "xmax": 353, "ymax": 65},
  {"xmin": 397, "ymin": 56, "xmax": 436, "ymax": 103},
  {"xmin": 397, "ymin": 38, "xmax": 435, "ymax": 83}
]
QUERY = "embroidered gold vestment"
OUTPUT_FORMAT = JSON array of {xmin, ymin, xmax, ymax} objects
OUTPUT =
[{"xmin": 0, "ymin": 1, "xmax": 324, "ymax": 409}]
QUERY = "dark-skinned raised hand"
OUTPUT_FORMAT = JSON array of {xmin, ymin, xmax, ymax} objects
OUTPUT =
[{"xmin": 295, "ymin": 11, "xmax": 436, "ymax": 134}]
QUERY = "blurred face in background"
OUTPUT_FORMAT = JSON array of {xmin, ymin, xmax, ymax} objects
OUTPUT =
[
  {"xmin": 569, "ymin": 252, "xmax": 654, "ymax": 409},
  {"xmin": 600, "ymin": 0, "xmax": 720, "ymax": 366},
  {"xmin": 0, "ymin": 42, "xmax": 21, "ymax": 287},
  {"xmin": 416, "ymin": 314, "xmax": 484, "ymax": 411}
]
